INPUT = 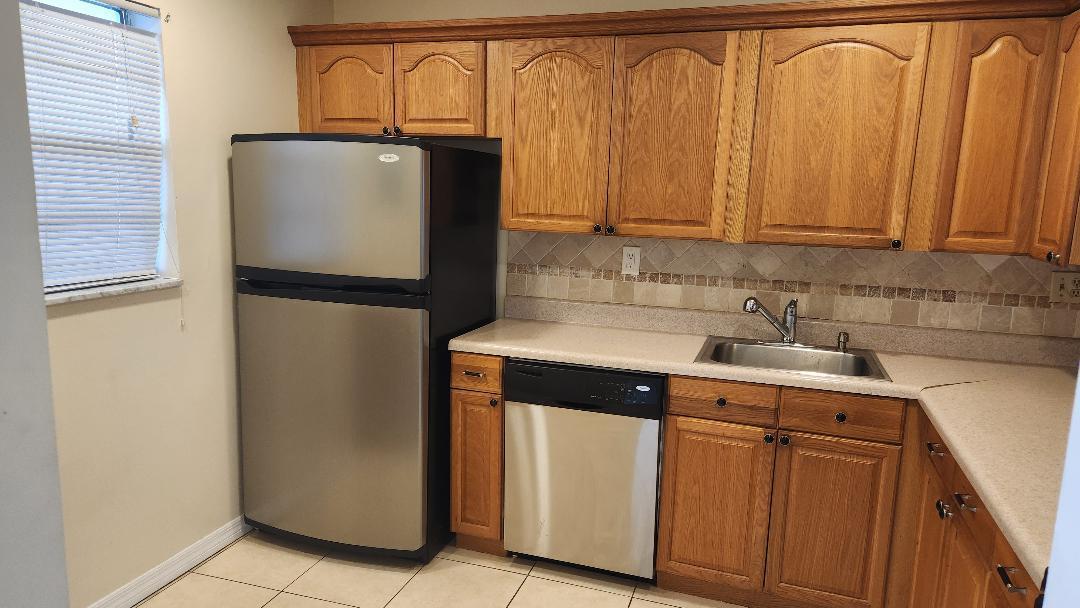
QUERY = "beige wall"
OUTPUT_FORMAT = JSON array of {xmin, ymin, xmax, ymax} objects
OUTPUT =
[
  {"xmin": 43, "ymin": 1, "xmax": 331, "ymax": 606},
  {"xmin": 333, "ymin": 0, "xmax": 785, "ymax": 23}
]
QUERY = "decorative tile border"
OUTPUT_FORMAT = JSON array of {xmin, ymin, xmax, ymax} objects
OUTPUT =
[{"xmin": 505, "ymin": 263, "xmax": 1080, "ymax": 338}]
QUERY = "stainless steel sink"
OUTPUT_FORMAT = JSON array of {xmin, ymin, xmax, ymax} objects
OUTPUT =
[{"xmin": 694, "ymin": 336, "xmax": 890, "ymax": 380}]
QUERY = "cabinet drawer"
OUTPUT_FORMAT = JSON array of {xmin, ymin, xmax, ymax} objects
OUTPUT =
[
  {"xmin": 779, "ymin": 388, "xmax": 904, "ymax": 443},
  {"xmin": 668, "ymin": 376, "xmax": 778, "ymax": 427},
  {"xmin": 451, "ymin": 352, "xmax": 502, "ymax": 393},
  {"xmin": 990, "ymin": 532, "xmax": 1040, "ymax": 608},
  {"xmin": 920, "ymin": 409, "xmax": 956, "ymax": 484}
]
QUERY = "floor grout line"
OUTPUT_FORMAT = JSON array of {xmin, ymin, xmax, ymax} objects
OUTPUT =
[
  {"xmin": 379, "ymin": 559, "xmax": 425, "ymax": 608},
  {"xmin": 259, "ymin": 590, "xmax": 283, "ymax": 608},
  {"xmin": 191, "ymin": 571, "xmax": 291, "ymax": 594},
  {"xmin": 280, "ymin": 553, "xmax": 327, "ymax": 593},
  {"xmin": 502, "ymin": 573, "xmax": 529, "ymax": 608}
]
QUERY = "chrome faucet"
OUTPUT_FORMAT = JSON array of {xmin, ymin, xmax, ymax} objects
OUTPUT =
[{"xmin": 743, "ymin": 297, "xmax": 799, "ymax": 344}]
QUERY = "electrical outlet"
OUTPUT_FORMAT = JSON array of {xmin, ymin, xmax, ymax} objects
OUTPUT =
[
  {"xmin": 622, "ymin": 246, "xmax": 641, "ymax": 276},
  {"xmin": 1051, "ymin": 271, "xmax": 1080, "ymax": 303}
]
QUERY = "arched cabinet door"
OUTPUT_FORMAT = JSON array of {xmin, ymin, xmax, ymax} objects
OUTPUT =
[
  {"xmin": 745, "ymin": 24, "xmax": 931, "ymax": 249},
  {"xmin": 298, "ymin": 44, "xmax": 393, "ymax": 134},
  {"xmin": 927, "ymin": 19, "xmax": 1059, "ymax": 254},
  {"xmin": 394, "ymin": 41, "xmax": 485, "ymax": 136},
  {"xmin": 607, "ymin": 32, "xmax": 741, "ymax": 240},
  {"xmin": 488, "ymin": 37, "xmax": 614, "ymax": 233},
  {"xmin": 1033, "ymin": 13, "xmax": 1080, "ymax": 265}
]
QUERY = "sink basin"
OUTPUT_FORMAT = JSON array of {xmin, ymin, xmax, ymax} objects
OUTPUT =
[{"xmin": 694, "ymin": 337, "xmax": 889, "ymax": 380}]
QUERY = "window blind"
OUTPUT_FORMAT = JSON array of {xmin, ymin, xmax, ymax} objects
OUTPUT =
[{"xmin": 19, "ymin": 1, "xmax": 164, "ymax": 291}]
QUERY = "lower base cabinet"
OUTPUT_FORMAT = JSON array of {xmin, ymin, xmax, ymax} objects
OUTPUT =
[
  {"xmin": 656, "ymin": 416, "xmax": 775, "ymax": 590},
  {"xmin": 450, "ymin": 388, "xmax": 503, "ymax": 541},
  {"xmin": 765, "ymin": 432, "xmax": 900, "ymax": 608}
]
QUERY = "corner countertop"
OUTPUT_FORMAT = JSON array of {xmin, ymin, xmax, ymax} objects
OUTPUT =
[{"xmin": 450, "ymin": 318, "xmax": 1077, "ymax": 578}]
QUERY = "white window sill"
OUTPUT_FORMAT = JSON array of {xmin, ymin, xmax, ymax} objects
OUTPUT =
[{"xmin": 45, "ymin": 277, "xmax": 183, "ymax": 306}]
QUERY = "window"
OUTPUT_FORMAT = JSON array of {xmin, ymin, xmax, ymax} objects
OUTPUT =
[{"xmin": 19, "ymin": 0, "xmax": 167, "ymax": 292}]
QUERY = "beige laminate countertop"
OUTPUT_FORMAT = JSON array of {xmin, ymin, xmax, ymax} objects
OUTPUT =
[{"xmin": 450, "ymin": 318, "xmax": 1077, "ymax": 578}]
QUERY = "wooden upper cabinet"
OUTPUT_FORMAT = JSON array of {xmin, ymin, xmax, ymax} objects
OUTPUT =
[
  {"xmin": 450, "ymin": 389, "xmax": 502, "ymax": 540},
  {"xmin": 607, "ymin": 32, "xmax": 740, "ymax": 239},
  {"xmin": 298, "ymin": 44, "xmax": 393, "ymax": 134},
  {"xmin": 765, "ymin": 431, "xmax": 900, "ymax": 608},
  {"xmin": 923, "ymin": 19, "xmax": 1060, "ymax": 254},
  {"xmin": 657, "ymin": 416, "xmax": 775, "ymax": 591},
  {"xmin": 745, "ymin": 24, "xmax": 931, "ymax": 249},
  {"xmin": 1034, "ymin": 13, "xmax": 1080, "ymax": 265},
  {"xmin": 394, "ymin": 41, "xmax": 485, "ymax": 136},
  {"xmin": 489, "ymin": 37, "xmax": 614, "ymax": 233}
]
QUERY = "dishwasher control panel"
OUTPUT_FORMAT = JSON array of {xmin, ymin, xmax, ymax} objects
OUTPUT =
[{"xmin": 503, "ymin": 359, "xmax": 664, "ymax": 419}]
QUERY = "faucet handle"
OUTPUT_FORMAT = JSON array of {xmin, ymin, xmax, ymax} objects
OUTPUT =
[
  {"xmin": 743, "ymin": 297, "xmax": 760, "ymax": 313},
  {"xmin": 837, "ymin": 331, "xmax": 849, "ymax": 353}
]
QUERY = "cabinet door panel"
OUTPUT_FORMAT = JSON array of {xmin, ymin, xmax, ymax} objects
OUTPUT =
[
  {"xmin": 931, "ymin": 19, "xmax": 1059, "ymax": 253},
  {"xmin": 298, "ymin": 45, "xmax": 393, "ymax": 134},
  {"xmin": 394, "ymin": 41, "xmax": 484, "ymax": 136},
  {"xmin": 907, "ymin": 464, "xmax": 952, "ymax": 608},
  {"xmin": 1035, "ymin": 13, "xmax": 1080, "ymax": 265},
  {"xmin": 489, "ymin": 38, "xmax": 613, "ymax": 233},
  {"xmin": 746, "ymin": 24, "xmax": 930, "ymax": 248},
  {"xmin": 936, "ymin": 521, "xmax": 991, "ymax": 608},
  {"xmin": 607, "ymin": 32, "xmax": 739, "ymax": 239},
  {"xmin": 766, "ymin": 432, "xmax": 900, "ymax": 608},
  {"xmin": 451, "ymin": 390, "xmax": 502, "ymax": 540},
  {"xmin": 657, "ymin": 416, "xmax": 774, "ymax": 590}
]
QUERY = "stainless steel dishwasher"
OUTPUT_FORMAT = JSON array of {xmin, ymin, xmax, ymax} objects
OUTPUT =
[{"xmin": 503, "ymin": 359, "xmax": 665, "ymax": 579}]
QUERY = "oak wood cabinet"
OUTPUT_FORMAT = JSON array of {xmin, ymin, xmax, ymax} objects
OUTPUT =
[
  {"xmin": 1034, "ymin": 12, "xmax": 1080, "ymax": 265},
  {"xmin": 656, "ymin": 416, "xmax": 775, "ymax": 590},
  {"xmin": 298, "ymin": 44, "xmax": 393, "ymax": 134},
  {"xmin": 298, "ymin": 41, "xmax": 485, "ymax": 135},
  {"xmin": 450, "ymin": 388, "xmax": 503, "ymax": 541},
  {"xmin": 765, "ymin": 431, "xmax": 900, "ymax": 608},
  {"xmin": 910, "ymin": 19, "xmax": 1060, "ymax": 254},
  {"xmin": 488, "ymin": 37, "xmax": 614, "ymax": 233},
  {"xmin": 607, "ymin": 31, "xmax": 741, "ymax": 239},
  {"xmin": 743, "ymin": 23, "xmax": 931, "ymax": 249}
]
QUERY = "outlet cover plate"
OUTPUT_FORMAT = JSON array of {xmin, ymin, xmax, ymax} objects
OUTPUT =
[
  {"xmin": 622, "ymin": 246, "xmax": 641, "ymax": 276},
  {"xmin": 1050, "ymin": 271, "xmax": 1080, "ymax": 303}
]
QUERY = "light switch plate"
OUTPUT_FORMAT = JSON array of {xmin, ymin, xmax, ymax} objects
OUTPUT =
[
  {"xmin": 1050, "ymin": 271, "xmax": 1080, "ymax": 303},
  {"xmin": 622, "ymin": 246, "xmax": 641, "ymax": 276}
]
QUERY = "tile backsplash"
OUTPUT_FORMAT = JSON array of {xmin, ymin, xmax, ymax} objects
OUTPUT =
[{"xmin": 504, "ymin": 232, "xmax": 1080, "ymax": 338}]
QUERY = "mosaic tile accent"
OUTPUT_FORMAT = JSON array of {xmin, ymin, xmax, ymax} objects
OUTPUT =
[{"xmin": 505, "ymin": 232, "xmax": 1080, "ymax": 338}]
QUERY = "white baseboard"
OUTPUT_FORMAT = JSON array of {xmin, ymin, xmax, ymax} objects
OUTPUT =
[{"xmin": 88, "ymin": 516, "xmax": 250, "ymax": 608}]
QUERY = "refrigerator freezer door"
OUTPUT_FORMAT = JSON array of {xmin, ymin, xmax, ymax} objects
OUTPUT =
[
  {"xmin": 232, "ymin": 140, "xmax": 427, "ymax": 281},
  {"xmin": 238, "ymin": 293, "xmax": 428, "ymax": 550}
]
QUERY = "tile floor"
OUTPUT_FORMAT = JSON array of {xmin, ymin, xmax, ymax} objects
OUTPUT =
[{"xmin": 138, "ymin": 531, "xmax": 745, "ymax": 608}]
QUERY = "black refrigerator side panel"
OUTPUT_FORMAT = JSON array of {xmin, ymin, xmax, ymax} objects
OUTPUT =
[{"xmin": 423, "ymin": 145, "xmax": 500, "ymax": 559}]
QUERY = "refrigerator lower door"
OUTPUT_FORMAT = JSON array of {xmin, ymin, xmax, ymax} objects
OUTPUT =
[
  {"xmin": 231, "ymin": 139, "xmax": 427, "ymax": 281},
  {"xmin": 238, "ymin": 293, "xmax": 428, "ymax": 551}
]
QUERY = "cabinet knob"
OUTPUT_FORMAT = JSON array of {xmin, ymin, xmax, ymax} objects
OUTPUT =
[
  {"xmin": 489, "ymin": 398, "xmax": 498, "ymax": 407},
  {"xmin": 834, "ymin": 411, "xmax": 847, "ymax": 424},
  {"xmin": 393, "ymin": 125, "xmax": 402, "ymax": 136},
  {"xmin": 890, "ymin": 239, "xmax": 903, "ymax": 250},
  {"xmin": 926, "ymin": 442, "xmax": 947, "ymax": 457},
  {"xmin": 764, "ymin": 433, "xmax": 775, "ymax": 444},
  {"xmin": 605, "ymin": 225, "xmax": 616, "ymax": 235},
  {"xmin": 935, "ymin": 499, "xmax": 954, "ymax": 520},
  {"xmin": 1047, "ymin": 251, "xmax": 1061, "ymax": 264},
  {"xmin": 778, "ymin": 435, "xmax": 790, "ymax": 446},
  {"xmin": 715, "ymin": 397, "xmax": 727, "ymax": 408},
  {"xmin": 593, "ymin": 224, "xmax": 603, "ymax": 234},
  {"xmin": 382, "ymin": 126, "xmax": 390, "ymax": 135}
]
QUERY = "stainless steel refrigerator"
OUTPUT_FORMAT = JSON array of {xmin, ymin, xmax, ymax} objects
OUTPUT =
[{"xmin": 230, "ymin": 134, "xmax": 499, "ymax": 561}]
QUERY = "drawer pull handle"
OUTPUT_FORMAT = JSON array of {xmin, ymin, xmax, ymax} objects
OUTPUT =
[
  {"xmin": 935, "ymin": 499, "xmax": 954, "ymax": 520},
  {"xmin": 926, "ymin": 442, "xmax": 947, "ymax": 457},
  {"xmin": 954, "ymin": 493, "xmax": 977, "ymax": 513},
  {"xmin": 996, "ymin": 565, "xmax": 1027, "ymax": 595},
  {"xmin": 834, "ymin": 411, "xmax": 847, "ymax": 423},
  {"xmin": 715, "ymin": 397, "xmax": 727, "ymax": 407},
  {"xmin": 462, "ymin": 370, "xmax": 486, "ymax": 378}
]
